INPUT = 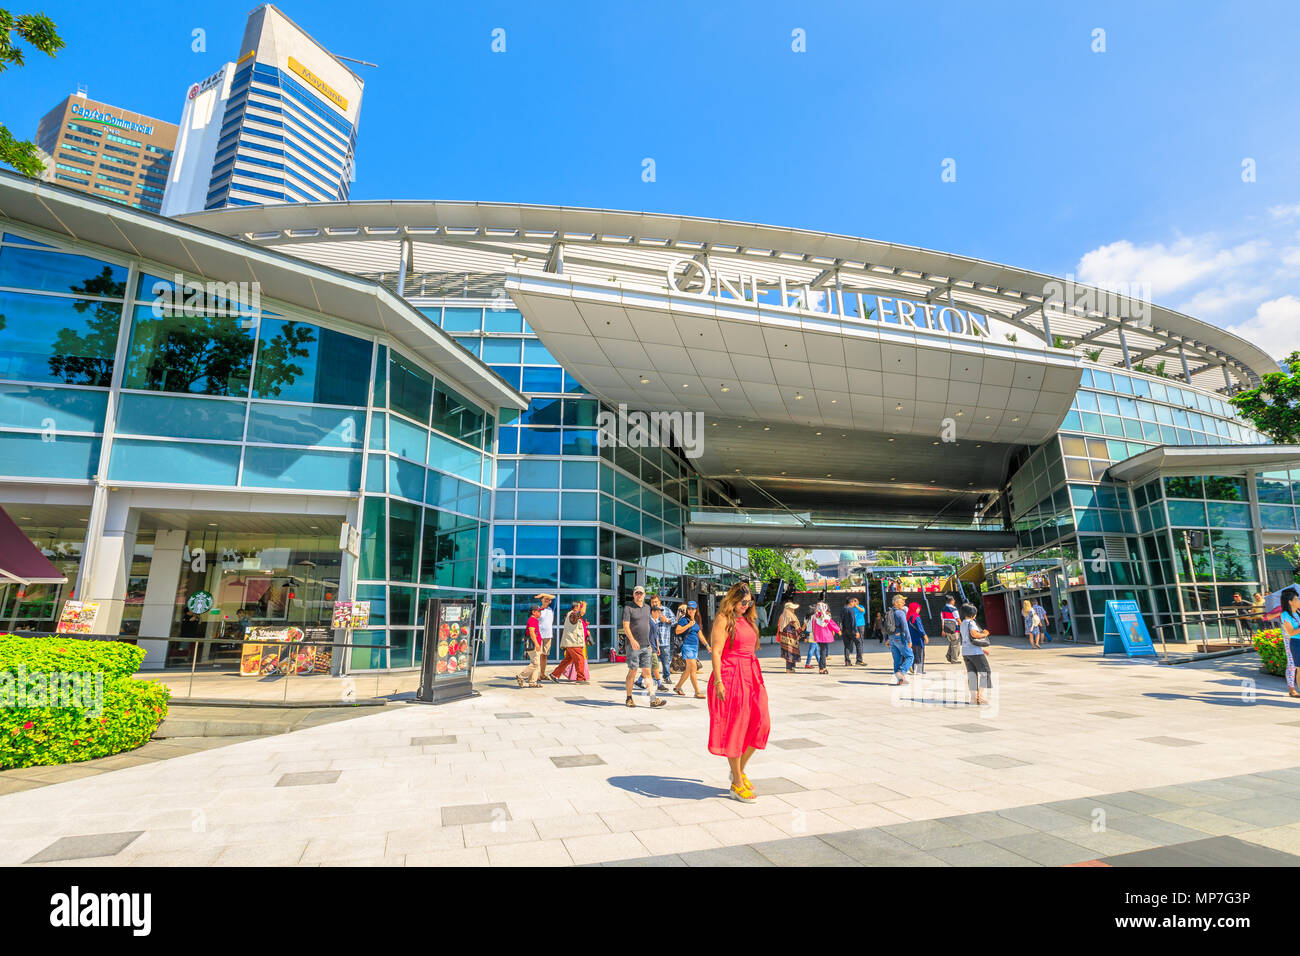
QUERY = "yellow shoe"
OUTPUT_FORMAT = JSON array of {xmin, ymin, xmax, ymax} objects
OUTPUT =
[{"xmin": 729, "ymin": 782, "xmax": 756, "ymax": 803}]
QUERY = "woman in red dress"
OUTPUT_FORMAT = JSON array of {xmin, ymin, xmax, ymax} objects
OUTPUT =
[{"xmin": 707, "ymin": 582, "xmax": 771, "ymax": 803}]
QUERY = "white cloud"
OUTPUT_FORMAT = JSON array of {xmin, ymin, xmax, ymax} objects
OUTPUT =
[
  {"xmin": 1225, "ymin": 296, "xmax": 1300, "ymax": 361},
  {"xmin": 1074, "ymin": 219, "xmax": 1300, "ymax": 361},
  {"xmin": 1076, "ymin": 237, "xmax": 1264, "ymax": 300}
]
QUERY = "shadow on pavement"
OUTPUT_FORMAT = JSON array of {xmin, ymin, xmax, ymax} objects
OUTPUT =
[{"xmin": 607, "ymin": 775, "xmax": 725, "ymax": 800}]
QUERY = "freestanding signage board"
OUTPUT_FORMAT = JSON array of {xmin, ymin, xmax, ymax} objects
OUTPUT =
[
  {"xmin": 1101, "ymin": 600, "xmax": 1157, "ymax": 657},
  {"xmin": 415, "ymin": 598, "xmax": 480, "ymax": 704}
]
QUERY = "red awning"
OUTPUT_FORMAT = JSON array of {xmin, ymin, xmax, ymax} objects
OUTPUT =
[{"xmin": 0, "ymin": 507, "xmax": 68, "ymax": 586}]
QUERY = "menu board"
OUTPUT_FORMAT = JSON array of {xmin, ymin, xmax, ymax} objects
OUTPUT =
[
  {"xmin": 56, "ymin": 600, "xmax": 100, "ymax": 634},
  {"xmin": 331, "ymin": 601, "xmax": 371, "ymax": 629},
  {"xmin": 435, "ymin": 604, "xmax": 474, "ymax": 677}
]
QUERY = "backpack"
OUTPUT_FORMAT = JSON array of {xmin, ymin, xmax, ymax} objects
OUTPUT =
[{"xmin": 882, "ymin": 608, "xmax": 898, "ymax": 637}]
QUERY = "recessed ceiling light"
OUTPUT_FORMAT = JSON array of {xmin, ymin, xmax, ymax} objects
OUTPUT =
[
  {"xmin": 956, "ymin": 410, "xmax": 964, "ymax": 417},
  {"xmin": 208, "ymin": 522, "xmax": 218, "ymax": 527},
  {"xmin": 984, "ymin": 415, "xmax": 991, "ymax": 420},
  {"xmin": 890, "ymin": 477, "xmax": 897, "ymax": 481},
  {"xmin": 896, "ymin": 403, "xmax": 904, "ymax": 411},
  {"xmin": 1012, "ymin": 416, "xmax": 1020, "ymax": 422},
  {"xmin": 826, "ymin": 473, "xmax": 832, "ymax": 477},
  {"xmin": 815, "ymin": 431, "xmax": 822, "ymax": 436},
  {"xmin": 830, "ymin": 398, "xmax": 837, "ymax": 403},
  {"xmin": 932, "ymin": 441, "xmax": 939, "ymax": 445},
  {"xmin": 640, "ymin": 377, "xmax": 650, "ymax": 384},
  {"xmin": 682, "ymin": 383, "xmax": 689, "ymax": 388},
  {"xmin": 763, "ymin": 426, "xmax": 770, "ymax": 431},
  {"xmin": 888, "ymin": 437, "xmax": 895, "ymax": 442},
  {"xmin": 720, "ymin": 385, "xmax": 730, "ymax": 392},
  {"xmin": 795, "ymin": 393, "xmax": 803, "ymax": 400}
]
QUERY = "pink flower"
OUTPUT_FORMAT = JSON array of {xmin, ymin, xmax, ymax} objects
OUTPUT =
[{"xmin": 22, "ymin": 721, "xmax": 33, "ymax": 730}]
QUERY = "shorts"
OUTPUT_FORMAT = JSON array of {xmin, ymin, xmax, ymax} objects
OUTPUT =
[
  {"xmin": 680, "ymin": 640, "xmax": 699, "ymax": 661},
  {"xmin": 626, "ymin": 645, "xmax": 653, "ymax": 670}
]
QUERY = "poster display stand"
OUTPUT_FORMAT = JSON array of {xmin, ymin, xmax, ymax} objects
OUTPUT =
[
  {"xmin": 1101, "ymin": 600, "xmax": 1157, "ymax": 657},
  {"xmin": 414, "ymin": 598, "xmax": 480, "ymax": 704},
  {"xmin": 239, "ymin": 626, "xmax": 333, "ymax": 676}
]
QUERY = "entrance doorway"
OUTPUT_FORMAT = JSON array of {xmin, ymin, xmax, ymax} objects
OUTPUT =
[{"xmin": 158, "ymin": 520, "xmax": 344, "ymax": 670}]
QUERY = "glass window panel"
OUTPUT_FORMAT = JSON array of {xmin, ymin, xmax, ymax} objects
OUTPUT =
[
  {"xmin": 1260, "ymin": 504, "xmax": 1296, "ymax": 530},
  {"xmin": 489, "ymin": 366, "xmax": 521, "ymax": 389},
  {"xmin": 453, "ymin": 336, "xmax": 480, "ymax": 357},
  {"xmin": 252, "ymin": 318, "xmax": 370, "ymax": 406},
  {"xmin": 427, "ymin": 430, "xmax": 482, "ymax": 483},
  {"xmin": 388, "ymin": 415, "xmax": 428, "ymax": 461},
  {"xmin": 431, "ymin": 381, "xmax": 485, "ymax": 447},
  {"xmin": 1206, "ymin": 501, "xmax": 1251, "ymax": 529},
  {"xmin": 516, "ymin": 491, "xmax": 559, "ymax": 520},
  {"xmin": 0, "ymin": 289, "xmax": 120, "ymax": 386},
  {"xmin": 365, "ymin": 453, "xmax": 385, "ymax": 493},
  {"xmin": 493, "ymin": 491, "xmax": 515, "ymax": 520},
  {"xmin": 481, "ymin": 338, "xmax": 522, "ymax": 364},
  {"xmin": 0, "ymin": 245, "xmax": 126, "ymax": 296},
  {"xmin": 108, "ymin": 438, "xmax": 238, "ymax": 485},
  {"xmin": 561, "ymin": 491, "xmax": 598, "ymax": 521},
  {"xmin": 0, "ymin": 384, "xmax": 107, "ymax": 433},
  {"xmin": 0, "ymin": 431, "xmax": 100, "ymax": 479},
  {"xmin": 441, "ymin": 308, "xmax": 482, "ymax": 333},
  {"xmin": 517, "ymin": 459, "xmax": 560, "ymax": 488},
  {"xmin": 515, "ymin": 525, "xmax": 559, "ymax": 555},
  {"xmin": 522, "ymin": 339, "xmax": 556, "ymax": 364},
  {"xmin": 562, "ymin": 399, "xmax": 598, "ymax": 427},
  {"xmin": 123, "ymin": 304, "xmax": 253, "ymax": 396},
  {"xmin": 521, "ymin": 366, "xmax": 563, "ymax": 392},
  {"xmin": 388, "ymin": 500, "xmax": 421, "ymax": 582},
  {"xmin": 371, "ymin": 344, "xmax": 386, "ymax": 407},
  {"xmin": 1258, "ymin": 473, "xmax": 1293, "ymax": 505},
  {"xmin": 1166, "ymin": 499, "xmax": 1207, "ymax": 526},
  {"xmin": 520, "ymin": 397, "xmax": 562, "ymax": 426},
  {"xmin": 388, "ymin": 354, "xmax": 432, "ymax": 423},
  {"xmin": 563, "ymin": 460, "xmax": 598, "ymax": 488},
  {"xmin": 559, "ymin": 558, "xmax": 597, "ymax": 589},
  {"xmin": 246, "ymin": 402, "xmax": 363, "ymax": 448},
  {"xmin": 1164, "ymin": 476, "xmax": 1203, "ymax": 499},
  {"xmin": 388, "ymin": 457, "xmax": 425, "ymax": 500},
  {"xmin": 518, "ymin": 427, "xmax": 561, "ymax": 455},
  {"xmin": 562, "ymin": 428, "xmax": 598, "ymax": 456},
  {"xmin": 358, "ymin": 497, "xmax": 386, "ymax": 580},
  {"xmin": 1202, "ymin": 476, "xmax": 1246, "ymax": 501},
  {"xmin": 117, "ymin": 392, "xmax": 244, "ymax": 440},
  {"xmin": 483, "ymin": 308, "xmax": 524, "ymax": 333},
  {"xmin": 513, "ymin": 557, "xmax": 559, "ymax": 590},
  {"xmin": 241, "ymin": 446, "xmax": 360, "ymax": 491}
]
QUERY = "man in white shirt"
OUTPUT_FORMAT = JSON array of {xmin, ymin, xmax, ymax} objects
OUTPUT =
[{"xmin": 535, "ymin": 593, "xmax": 555, "ymax": 681}]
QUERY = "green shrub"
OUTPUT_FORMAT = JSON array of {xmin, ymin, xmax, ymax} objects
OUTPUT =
[
  {"xmin": 1254, "ymin": 628, "xmax": 1285, "ymax": 676},
  {"xmin": 1, "ymin": 634, "xmax": 170, "ymax": 769}
]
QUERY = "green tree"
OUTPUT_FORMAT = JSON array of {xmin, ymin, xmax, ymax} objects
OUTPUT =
[
  {"xmin": 748, "ymin": 548, "xmax": 814, "ymax": 590},
  {"xmin": 46, "ymin": 266, "xmax": 125, "ymax": 385},
  {"xmin": 1230, "ymin": 351, "xmax": 1300, "ymax": 444},
  {"xmin": 0, "ymin": 10, "xmax": 64, "ymax": 178}
]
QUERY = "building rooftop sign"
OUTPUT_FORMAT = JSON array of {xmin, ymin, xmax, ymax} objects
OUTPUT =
[
  {"xmin": 664, "ymin": 257, "xmax": 992, "ymax": 339},
  {"xmin": 69, "ymin": 101, "xmax": 154, "ymax": 136}
]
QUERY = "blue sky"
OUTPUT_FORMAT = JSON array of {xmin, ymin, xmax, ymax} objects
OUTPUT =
[{"xmin": 10, "ymin": 0, "xmax": 1300, "ymax": 354}]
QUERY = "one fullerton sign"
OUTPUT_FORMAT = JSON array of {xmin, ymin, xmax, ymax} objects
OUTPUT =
[{"xmin": 664, "ymin": 258, "xmax": 991, "ymax": 339}]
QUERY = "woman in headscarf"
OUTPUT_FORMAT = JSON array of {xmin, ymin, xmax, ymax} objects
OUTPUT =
[
  {"xmin": 775, "ymin": 601, "xmax": 802, "ymax": 674},
  {"xmin": 707, "ymin": 582, "xmax": 771, "ymax": 803},
  {"xmin": 907, "ymin": 600, "xmax": 929, "ymax": 675},
  {"xmin": 807, "ymin": 601, "xmax": 841, "ymax": 675}
]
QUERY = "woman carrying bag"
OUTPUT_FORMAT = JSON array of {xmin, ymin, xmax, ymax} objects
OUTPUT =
[{"xmin": 776, "ymin": 601, "xmax": 802, "ymax": 674}]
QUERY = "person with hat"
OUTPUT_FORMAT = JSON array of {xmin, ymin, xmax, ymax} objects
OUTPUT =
[
  {"xmin": 673, "ymin": 601, "xmax": 706, "ymax": 696},
  {"xmin": 622, "ymin": 585, "xmax": 665, "ymax": 707},
  {"xmin": 775, "ymin": 601, "xmax": 803, "ymax": 673},
  {"xmin": 535, "ymin": 593, "xmax": 556, "ymax": 682}
]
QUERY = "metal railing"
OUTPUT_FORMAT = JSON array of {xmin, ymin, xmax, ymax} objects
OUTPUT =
[{"xmin": 1149, "ymin": 611, "xmax": 1272, "ymax": 660}]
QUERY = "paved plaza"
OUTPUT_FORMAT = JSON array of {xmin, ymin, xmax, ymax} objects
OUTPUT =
[{"xmin": 4, "ymin": 638, "xmax": 1300, "ymax": 867}]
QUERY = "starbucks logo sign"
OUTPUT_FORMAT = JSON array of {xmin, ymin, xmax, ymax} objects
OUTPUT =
[{"xmin": 186, "ymin": 590, "xmax": 215, "ymax": 615}]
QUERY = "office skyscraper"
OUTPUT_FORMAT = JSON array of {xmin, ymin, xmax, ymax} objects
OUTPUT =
[
  {"xmin": 36, "ymin": 92, "xmax": 177, "ymax": 213},
  {"xmin": 161, "ymin": 4, "xmax": 364, "ymax": 215}
]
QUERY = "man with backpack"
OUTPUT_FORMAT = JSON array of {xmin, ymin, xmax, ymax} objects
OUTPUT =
[{"xmin": 940, "ymin": 593, "xmax": 961, "ymax": 664}]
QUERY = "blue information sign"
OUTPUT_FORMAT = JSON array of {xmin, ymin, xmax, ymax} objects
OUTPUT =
[{"xmin": 1102, "ymin": 600, "xmax": 1157, "ymax": 656}]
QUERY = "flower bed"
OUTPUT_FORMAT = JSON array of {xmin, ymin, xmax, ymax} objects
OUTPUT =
[
  {"xmin": 1253, "ymin": 628, "xmax": 1285, "ymax": 677},
  {"xmin": 1, "ymin": 634, "xmax": 170, "ymax": 769}
]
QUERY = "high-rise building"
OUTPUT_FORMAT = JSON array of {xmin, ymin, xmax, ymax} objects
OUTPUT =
[
  {"xmin": 160, "ymin": 5, "xmax": 364, "ymax": 216},
  {"xmin": 34, "ymin": 92, "xmax": 177, "ymax": 213}
]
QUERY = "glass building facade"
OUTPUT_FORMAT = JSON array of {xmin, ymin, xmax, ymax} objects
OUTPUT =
[
  {"xmin": 990, "ymin": 366, "xmax": 1277, "ymax": 644},
  {"xmin": 0, "ymin": 220, "xmax": 745, "ymax": 670}
]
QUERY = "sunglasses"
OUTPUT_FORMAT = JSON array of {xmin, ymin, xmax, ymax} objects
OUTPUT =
[{"xmin": 738, "ymin": 597, "xmax": 753, "ymax": 607}]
